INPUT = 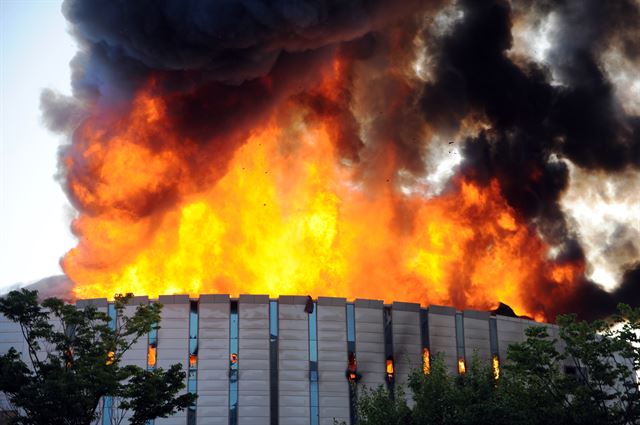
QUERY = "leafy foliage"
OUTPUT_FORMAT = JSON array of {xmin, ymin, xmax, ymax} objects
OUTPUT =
[{"xmin": 0, "ymin": 289, "xmax": 196, "ymax": 425}]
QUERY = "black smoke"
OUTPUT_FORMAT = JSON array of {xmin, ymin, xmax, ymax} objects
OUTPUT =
[{"xmin": 420, "ymin": 0, "xmax": 640, "ymax": 318}]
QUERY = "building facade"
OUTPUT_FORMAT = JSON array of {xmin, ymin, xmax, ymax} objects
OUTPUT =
[{"xmin": 0, "ymin": 294, "xmax": 558, "ymax": 425}]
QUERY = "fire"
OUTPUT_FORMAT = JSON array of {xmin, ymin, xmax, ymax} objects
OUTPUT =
[
  {"xmin": 422, "ymin": 348, "xmax": 430, "ymax": 375},
  {"xmin": 458, "ymin": 358, "xmax": 466, "ymax": 375},
  {"xmin": 492, "ymin": 356, "xmax": 500, "ymax": 380},
  {"xmin": 62, "ymin": 69, "xmax": 583, "ymax": 321}
]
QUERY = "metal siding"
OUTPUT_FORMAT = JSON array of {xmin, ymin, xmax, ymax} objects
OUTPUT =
[
  {"xmin": 279, "ymin": 302, "xmax": 310, "ymax": 425},
  {"xmin": 197, "ymin": 301, "xmax": 229, "ymax": 425},
  {"xmin": 317, "ymin": 304, "xmax": 349, "ymax": 425},
  {"xmin": 239, "ymin": 301, "xmax": 270, "ymax": 425},
  {"xmin": 354, "ymin": 305, "xmax": 385, "ymax": 389},
  {"xmin": 428, "ymin": 312, "xmax": 457, "ymax": 372}
]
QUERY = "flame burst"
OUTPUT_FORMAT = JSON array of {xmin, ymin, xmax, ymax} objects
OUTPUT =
[{"xmin": 63, "ymin": 67, "xmax": 582, "ymax": 322}]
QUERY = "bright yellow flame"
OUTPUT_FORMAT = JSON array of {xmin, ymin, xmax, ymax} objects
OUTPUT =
[
  {"xmin": 106, "ymin": 351, "xmax": 115, "ymax": 366},
  {"xmin": 386, "ymin": 358, "xmax": 395, "ymax": 378},
  {"xmin": 147, "ymin": 345, "xmax": 157, "ymax": 368},
  {"xmin": 458, "ymin": 358, "xmax": 466, "ymax": 375},
  {"xmin": 422, "ymin": 347, "xmax": 430, "ymax": 375},
  {"xmin": 492, "ymin": 355, "xmax": 500, "ymax": 380}
]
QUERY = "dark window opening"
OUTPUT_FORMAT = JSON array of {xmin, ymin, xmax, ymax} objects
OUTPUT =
[
  {"xmin": 229, "ymin": 301, "xmax": 239, "ymax": 425},
  {"xmin": 269, "ymin": 300, "xmax": 279, "ymax": 425}
]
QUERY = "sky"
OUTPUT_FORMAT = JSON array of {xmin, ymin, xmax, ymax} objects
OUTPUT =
[{"xmin": 0, "ymin": 0, "xmax": 76, "ymax": 289}]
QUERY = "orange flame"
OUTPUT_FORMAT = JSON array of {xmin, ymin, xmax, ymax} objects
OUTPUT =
[
  {"xmin": 147, "ymin": 345, "xmax": 157, "ymax": 368},
  {"xmin": 386, "ymin": 358, "xmax": 395, "ymax": 378},
  {"xmin": 458, "ymin": 358, "xmax": 466, "ymax": 375},
  {"xmin": 422, "ymin": 347, "xmax": 430, "ymax": 375},
  {"xmin": 62, "ymin": 69, "xmax": 583, "ymax": 321},
  {"xmin": 492, "ymin": 355, "xmax": 500, "ymax": 380}
]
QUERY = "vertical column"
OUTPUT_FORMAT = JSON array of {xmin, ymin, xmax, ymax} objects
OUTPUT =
[
  {"xmin": 278, "ymin": 296, "xmax": 310, "ymax": 425},
  {"xmin": 269, "ymin": 300, "xmax": 279, "ymax": 425},
  {"xmin": 455, "ymin": 312, "xmax": 466, "ymax": 374},
  {"xmin": 427, "ymin": 305, "xmax": 457, "ymax": 373},
  {"xmin": 229, "ymin": 300, "xmax": 239, "ymax": 425},
  {"xmin": 354, "ymin": 299, "xmax": 385, "ymax": 389},
  {"xmin": 346, "ymin": 303, "xmax": 357, "ymax": 425},
  {"xmin": 156, "ymin": 295, "xmax": 190, "ymax": 425},
  {"xmin": 419, "ymin": 308, "xmax": 430, "ymax": 375},
  {"xmin": 391, "ymin": 302, "xmax": 421, "ymax": 401},
  {"xmin": 197, "ymin": 295, "xmax": 229, "ymax": 425},
  {"xmin": 489, "ymin": 316, "xmax": 500, "ymax": 380},
  {"xmin": 187, "ymin": 300, "xmax": 199, "ymax": 425},
  {"xmin": 383, "ymin": 306, "xmax": 395, "ymax": 394},
  {"xmin": 308, "ymin": 301, "xmax": 319, "ymax": 425},
  {"xmin": 238, "ymin": 295, "xmax": 270, "ymax": 425},
  {"xmin": 316, "ymin": 297, "xmax": 349, "ymax": 425},
  {"xmin": 462, "ymin": 310, "xmax": 491, "ymax": 365}
]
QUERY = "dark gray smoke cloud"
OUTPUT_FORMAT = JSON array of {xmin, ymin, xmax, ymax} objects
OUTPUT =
[
  {"xmin": 418, "ymin": 0, "xmax": 640, "ymax": 318},
  {"xmin": 43, "ymin": 0, "xmax": 639, "ymax": 320}
]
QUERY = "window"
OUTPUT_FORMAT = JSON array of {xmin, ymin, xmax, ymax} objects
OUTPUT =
[
  {"xmin": 308, "ymin": 301, "xmax": 319, "ymax": 425},
  {"xmin": 346, "ymin": 304, "xmax": 357, "ymax": 424},
  {"xmin": 383, "ymin": 307, "xmax": 394, "ymax": 390},
  {"xmin": 420, "ymin": 309, "xmax": 430, "ymax": 375},
  {"xmin": 455, "ymin": 313, "xmax": 465, "ymax": 375},
  {"xmin": 187, "ymin": 300, "xmax": 198, "ymax": 424},
  {"xmin": 269, "ymin": 300, "xmax": 279, "ymax": 425},
  {"xmin": 229, "ymin": 301, "xmax": 239, "ymax": 425},
  {"xmin": 489, "ymin": 317, "xmax": 500, "ymax": 380}
]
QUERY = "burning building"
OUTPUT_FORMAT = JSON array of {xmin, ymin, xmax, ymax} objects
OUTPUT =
[
  {"xmin": 3, "ymin": 0, "xmax": 640, "ymax": 421},
  {"xmin": 1, "ymin": 294, "xmax": 558, "ymax": 425}
]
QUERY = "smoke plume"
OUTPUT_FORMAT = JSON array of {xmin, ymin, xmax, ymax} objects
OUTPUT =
[{"xmin": 44, "ymin": 0, "xmax": 640, "ymax": 321}]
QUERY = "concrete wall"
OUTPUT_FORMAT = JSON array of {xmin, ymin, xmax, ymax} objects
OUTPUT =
[
  {"xmin": 463, "ymin": 310, "xmax": 491, "ymax": 362},
  {"xmin": 392, "ymin": 302, "xmax": 421, "ymax": 402},
  {"xmin": 197, "ymin": 294, "xmax": 229, "ymax": 425},
  {"xmin": 428, "ymin": 306, "xmax": 458, "ymax": 372},
  {"xmin": 354, "ymin": 299, "xmax": 385, "ymax": 390},
  {"xmin": 238, "ymin": 295, "xmax": 270, "ymax": 425},
  {"xmin": 0, "ymin": 311, "xmax": 26, "ymax": 412},
  {"xmin": 278, "ymin": 296, "xmax": 310, "ymax": 425},
  {"xmin": 317, "ymin": 297, "xmax": 349, "ymax": 425},
  {"xmin": 156, "ymin": 295, "xmax": 190, "ymax": 425},
  {"xmin": 496, "ymin": 315, "xmax": 526, "ymax": 363}
]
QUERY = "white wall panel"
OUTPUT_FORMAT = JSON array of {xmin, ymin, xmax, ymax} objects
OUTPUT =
[
  {"xmin": 354, "ymin": 299, "xmax": 385, "ymax": 390},
  {"xmin": 392, "ymin": 302, "xmax": 421, "ymax": 404},
  {"xmin": 317, "ymin": 297, "xmax": 349, "ymax": 425},
  {"xmin": 197, "ymin": 294, "xmax": 229, "ymax": 425},
  {"xmin": 279, "ymin": 296, "xmax": 310, "ymax": 425},
  {"xmin": 463, "ymin": 310, "xmax": 491, "ymax": 362},
  {"xmin": 155, "ymin": 295, "xmax": 189, "ymax": 425},
  {"xmin": 428, "ymin": 306, "xmax": 457, "ymax": 372},
  {"xmin": 239, "ymin": 295, "xmax": 270, "ymax": 425}
]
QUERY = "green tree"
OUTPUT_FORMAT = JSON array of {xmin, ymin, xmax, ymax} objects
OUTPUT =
[{"xmin": 0, "ymin": 289, "xmax": 196, "ymax": 425}]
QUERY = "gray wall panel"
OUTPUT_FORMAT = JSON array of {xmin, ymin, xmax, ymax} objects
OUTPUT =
[
  {"xmin": 428, "ymin": 312, "xmax": 457, "ymax": 371},
  {"xmin": 197, "ymin": 301, "xmax": 229, "ymax": 424},
  {"xmin": 239, "ymin": 301, "xmax": 270, "ymax": 425},
  {"xmin": 156, "ymin": 302, "xmax": 189, "ymax": 425},
  {"xmin": 317, "ymin": 304, "xmax": 349, "ymax": 425},
  {"xmin": 279, "ymin": 303, "xmax": 310, "ymax": 425},
  {"xmin": 355, "ymin": 305, "xmax": 385, "ymax": 389}
]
